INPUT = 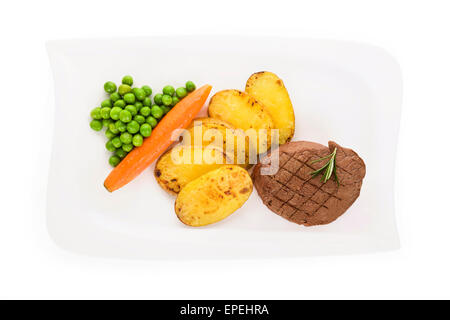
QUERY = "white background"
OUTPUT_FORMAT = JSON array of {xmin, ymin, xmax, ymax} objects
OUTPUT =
[{"xmin": 0, "ymin": 0, "xmax": 449, "ymax": 299}]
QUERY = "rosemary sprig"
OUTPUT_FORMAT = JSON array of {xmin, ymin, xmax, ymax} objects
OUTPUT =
[{"xmin": 309, "ymin": 147, "xmax": 340, "ymax": 186}]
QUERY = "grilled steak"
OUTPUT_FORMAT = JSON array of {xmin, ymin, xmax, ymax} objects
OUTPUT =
[{"xmin": 253, "ymin": 141, "xmax": 365, "ymax": 226}]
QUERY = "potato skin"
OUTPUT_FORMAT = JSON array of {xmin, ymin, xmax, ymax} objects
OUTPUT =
[
  {"xmin": 245, "ymin": 71, "xmax": 295, "ymax": 145},
  {"xmin": 155, "ymin": 146, "xmax": 229, "ymax": 195},
  {"xmin": 208, "ymin": 89, "xmax": 274, "ymax": 154},
  {"xmin": 175, "ymin": 165, "xmax": 253, "ymax": 227}
]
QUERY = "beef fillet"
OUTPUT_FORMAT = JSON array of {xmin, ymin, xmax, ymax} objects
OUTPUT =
[{"xmin": 253, "ymin": 141, "xmax": 366, "ymax": 226}]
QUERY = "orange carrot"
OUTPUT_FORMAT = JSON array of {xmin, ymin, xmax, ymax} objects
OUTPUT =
[{"xmin": 104, "ymin": 84, "xmax": 212, "ymax": 192}]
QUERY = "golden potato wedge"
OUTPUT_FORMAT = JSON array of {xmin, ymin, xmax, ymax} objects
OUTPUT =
[
  {"xmin": 245, "ymin": 71, "xmax": 295, "ymax": 145},
  {"xmin": 208, "ymin": 89, "xmax": 274, "ymax": 154},
  {"xmin": 184, "ymin": 118, "xmax": 232, "ymax": 150},
  {"xmin": 155, "ymin": 146, "xmax": 229, "ymax": 195},
  {"xmin": 175, "ymin": 165, "xmax": 253, "ymax": 227},
  {"xmin": 182, "ymin": 118, "xmax": 249, "ymax": 167},
  {"xmin": 187, "ymin": 117, "xmax": 234, "ymax": 130}
]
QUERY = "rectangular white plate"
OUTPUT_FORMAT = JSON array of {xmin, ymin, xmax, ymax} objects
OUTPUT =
[{"xmin": 47, "ymin": 36, "xmax": 401, "ymax": 259}]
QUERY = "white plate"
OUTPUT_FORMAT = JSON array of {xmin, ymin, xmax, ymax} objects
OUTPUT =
[{"xmin": 46, "ymin": 36, "xmax": 401, "ymax": 259}]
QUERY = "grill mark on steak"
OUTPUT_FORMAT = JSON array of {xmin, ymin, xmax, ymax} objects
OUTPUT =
[{"xmin": 253, "ymin": 141, "xmax": 365, "ymax": 226}]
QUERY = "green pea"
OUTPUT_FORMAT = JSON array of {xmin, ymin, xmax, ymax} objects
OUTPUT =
[
  {"xmin": 110, "ymin": 107, "xmax": 122, "ymax": 120},
  {"xmin": 153, "ymin": 93, "xmax": 163, "ymax": 105},
  {"xmin": 102, "ymin": 119, "xmax": 113, "ymax": 127},
  {"xmin": 114, "ymin": 99, "xmax": 125, "ymax": 108},
  {"xmin": 120, "ymin": 132, "xmax": 133, "ymax": 144},
  {"xmin": 146, "ymin": 116, "xmax": 157, "ymax": 128},
  {"xmin": 151, "ymin": 105, "xmax": 163, "ymax": 119},
  {"xmin": 90, "ymin": 119, "xmax": 102, "ymax": 131},
  {"xmin": 135, "ymin": 101, "xmax": 143, "ymax": 112},
  {"xmin": 132, "ymin": 134, "xmax": 143, "ymax": 147},
  {"xmin": 101, "ymin": 99, "xmax": 112, "ymax": 108},
  {"xmin": 142, "ymin": 85, "xmax": 152, "ymax": 96},
  {"xmin": 115, "ymin": 120, "xmax": 127, "ymax": 133},
  {"xmin": 90, "ymin": 107, "xmax": 102, "ymax": 120},
  {"xmin": 176, "ymin": 87, "xmax": 187, "ymax": 99},
  {"xmin": 140, "ymin": 123, "xmax": 152, "ymax": 137},
  {"xmin": 119, "ymin": 110, "xmax": 132, "ymax": 123},
  {"xmin": 105, "ymin": 128, "xmax": 116, "ymax": 139},
  {"xmin": 127, "ymin": 120, "xmax": 140, "ymax": 134},
  {"xmin": 134, "ymin": 88, "xmax": 146, "ymax": 101},
  {"xmin": 110, "ymin": 92, "xmax": 121, "ymax": 102},
  {"xmin": 163, "ymin": 85, "xmax": 175, "ymax": 96},
  {"xmin": 124, "ymin": 105, "xmax": 137, "ymax": 116},
  {"xmin": 123, "ymin": 93, "xmax": 136, "ymax": 104},
  {"xmin": 143, "ymin": 97, "xmax": 152, "ymax": 107},
  {"xmin": 108, "ymin": 122, "xmax": 119, "ymax": 134},
  {"xmin": 118, "ymin": 84, "xmax": 132, "ymax": 96},
  {"xmin": 134, "ymin": 115, "xmax": 146, "ymax": 125},
  {"xmin": 161, "ymin": 106, "xmax": 170, "ymax": 115},
  {"xmin": 122, "ymin": 75, "xmax": 133, "ymax": 86},
  {"xmin": 115, "ymin": 149, "xmax": 127, "ymax": 159},
  {"xmin": 140, "ymin": 106, "xmax": 151, "ymax": 117},
  {"xmin": 171, "ymin": 96, "xmax": 180, "ymax": 106},
  {"xmin": 101, "ymin": 107, "xmax": 111, "ymax": 119},
  {"xmin": 106, "ymin": 140, "xmax": 116, "ymax": 152},
  {"xmin": 109, "ymin": 155, "xmax": 121, "ymax": 167},
  {"xmin": 162, "ymin": 94, "xmax": 172, "ymax": 106},
  {"xmin": 104, "ymin": 81, "xmax": 117, "ymax": 94},
  {"xmin": 111, "ymin": 137, "xmax": 122, "ymax": 148},
  {"xmin": 186, "ymin": 81, "xmax": 196, "ymax": 92},
  {"xmin": 122, "ymin": 143, "xmax": 133, "ymax": 152}
]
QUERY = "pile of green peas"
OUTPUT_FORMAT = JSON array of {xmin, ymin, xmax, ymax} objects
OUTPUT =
[{"xmin": 89, "ymin": 75, "xmax": 196, "ymax": 167}]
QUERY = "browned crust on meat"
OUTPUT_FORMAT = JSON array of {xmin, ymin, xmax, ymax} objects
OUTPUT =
[{"xmin": 253, "ymin": 141, "xmax": 366, "ymax": 226}]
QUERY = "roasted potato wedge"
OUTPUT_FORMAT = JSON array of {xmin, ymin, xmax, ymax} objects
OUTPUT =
[
  {"xmin": 183, "ymin": 117, "xmax": 249, "ymax": 167},
  {"xmin": 245, "ymin": 71, "xmax": 295, "ymax": 145},
  {"xmin": 184, "ymin": 118, "xmax": 232, "ymax": 150},
  {"xmin": 187, "ymin": 117, "xmax": 234, "ymax": 129},
  {"xmin": 208, "ymin": 90, "xmax": 274, "ymax": 154},
  {"xmin": 155, "ymin": 146, "xmax": 229, "ymax": 195},
  {"xmin": 175, "ymin": 165, "xmax": 253, "ymax": 227}
]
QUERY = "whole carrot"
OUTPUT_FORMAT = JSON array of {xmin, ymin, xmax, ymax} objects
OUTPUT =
[{"xmin": 104, "ymin": 84, "xmax": 212, "ymax": 192}]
